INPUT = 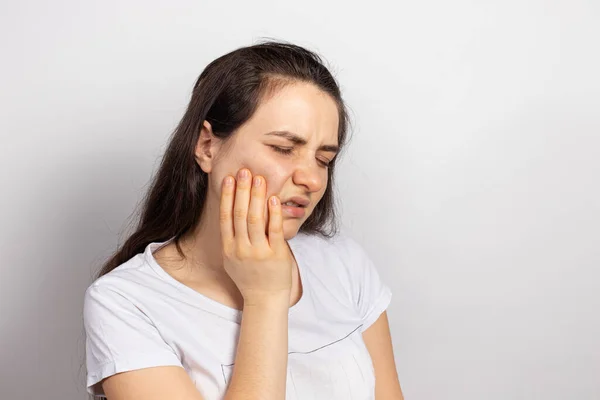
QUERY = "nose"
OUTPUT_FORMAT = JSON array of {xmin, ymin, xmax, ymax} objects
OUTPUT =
[{"xmin": 292, "ymin": 159, "xmax": 325, "ymax": 193}]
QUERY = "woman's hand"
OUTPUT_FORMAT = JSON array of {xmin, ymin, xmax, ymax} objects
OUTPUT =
[{"xmin": 219, "ymin": 168, "xmax": 294, "ymax": 306}]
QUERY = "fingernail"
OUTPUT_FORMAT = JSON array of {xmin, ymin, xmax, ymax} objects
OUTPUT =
[
  {"xmin": 270, "ymin": 196, "xmax": 278, "ymax": 206},
  {"xmin": 253, "ymin": 176, "xmax": 261, "ymax": 187},
  {"xmin": 224, "ymin": 176, "xmax": 234, "ymax": 186},
  {"xmin": 239, "ymin": 169, "xmax": 249, "ymax": 179}
]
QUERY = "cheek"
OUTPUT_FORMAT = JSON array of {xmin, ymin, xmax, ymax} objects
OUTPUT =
[
  {"xmin": 313, "ymin": 187, "xmax": 327, "ymax": 207},
  {"xmin": 252, "ymin": 163, "xmax": 289, "ymax": 197},
  {"xmin": 210, "ymin": 170, "xmax": 227, "ymax": 195}
]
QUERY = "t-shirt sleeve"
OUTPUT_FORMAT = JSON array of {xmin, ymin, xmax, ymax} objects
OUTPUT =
[
  {"xmin": 83, "ymin": 283, "xmax": 182, "ymax": 396},
  {"xmin": 340, "ymin": 236, "xmax": 393, "ymax": 332}
]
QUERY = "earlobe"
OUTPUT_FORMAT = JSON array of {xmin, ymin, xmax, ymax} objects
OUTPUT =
[{"xmin": 195, "ymin": 120, "xmax": 215, "ymax": 173}]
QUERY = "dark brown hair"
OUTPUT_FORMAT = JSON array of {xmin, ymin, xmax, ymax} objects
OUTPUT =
[{"xmin": 97, "ymin": 40, "xmax": 350, "ymax": 278}]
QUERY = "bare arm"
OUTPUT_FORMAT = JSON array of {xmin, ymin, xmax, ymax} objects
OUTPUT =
[
  {"xmin": 102, "ymin": 366, "xmax": 205, "ymax": 400},
  {"xmin": 224, "ymin": 293, "xmax": 290, "ymax": 399},
  {"xmin": 362, "ymin": 311, "xmax": 405, "ymax": 400}
]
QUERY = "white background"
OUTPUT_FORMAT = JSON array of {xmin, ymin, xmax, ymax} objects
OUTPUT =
[{"xmin": 1, "ymin": 1, "xmax": 599, "ymax": 399}]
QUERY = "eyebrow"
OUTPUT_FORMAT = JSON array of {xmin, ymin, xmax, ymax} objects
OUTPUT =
[{"xmin": 264, "ymin": 130, "xmax": 339, "ymax": 153}]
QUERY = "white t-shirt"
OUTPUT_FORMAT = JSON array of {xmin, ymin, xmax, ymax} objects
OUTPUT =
[{"xmin": 84, "ymin": 232, "xmax": 392, "ymax": 399}]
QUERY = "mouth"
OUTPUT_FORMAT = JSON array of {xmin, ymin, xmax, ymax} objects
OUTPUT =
[
  {"xmin": 282, "ymin": 201, "xmax": 305, "ymax": 208},
  {"xmin": 281, "ymin": 204, "xmax": 306, "ymax": 218},
  {"xmin": 281, "ymin": 197, "xmax": 309, "ymax": 218},
  {"xmin": 281, "ymin": 196, "xmax": 310, "ymax": 208}
]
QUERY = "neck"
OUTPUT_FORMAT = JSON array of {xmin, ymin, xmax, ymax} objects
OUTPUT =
[{"xmin": 179, "ymin": 195, "xmax": 225, "ymax": 273}]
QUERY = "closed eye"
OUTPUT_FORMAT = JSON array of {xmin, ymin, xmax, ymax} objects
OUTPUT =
[
  {"xmin": 269, "ymin": 145, "xmax": 332, "ymax": 168},
  {"xmin": 269, "ymin": 145, "xmax": 293, "ymax": 155}
]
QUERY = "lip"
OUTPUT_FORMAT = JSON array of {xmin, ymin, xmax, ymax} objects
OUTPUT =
[
  {"xmin": 282, "ymin": 204, "xmax": 307, "ymax": 218},
  {"xmin": 281, "ymin": 196, "xmax": 310, "ymax": 219},
  {"xmin": 282, "ymin": 196, "xmax": 310, "ymax": 207}
]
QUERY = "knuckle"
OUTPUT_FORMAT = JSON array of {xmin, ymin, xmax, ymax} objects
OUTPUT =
[
  {"xmin": 234, "ymin": 208, "xmax": 247, "ymax": 220},
  {"xmin": 235, "ymin": 243, "xmax": 250, "ymax": 258},
  {"xmin": 269, "ymin": 224, "xmax": 282, "ymax": 234},
  {"xmin": 219, "ymin": 210, "xmax": 230, "ymax": 222},
  {"xmin": 222, "ymin": 238, "xmax": 236, "ymax": 253},
  {"xmin": 222, "ymin": 244, "xmax": 233, "ymax": 258},
  {"xmin": 252, "ymin": 248, "xmax": 269, "ymax": 260},
  {"xmin": 247, "ymin": 213, "xmax": 262, "ymax": 225}
]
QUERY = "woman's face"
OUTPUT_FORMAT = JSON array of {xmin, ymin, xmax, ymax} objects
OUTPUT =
[{"xmin": 200, "ymin": 82, "xmax": 340, "ymax": 239}]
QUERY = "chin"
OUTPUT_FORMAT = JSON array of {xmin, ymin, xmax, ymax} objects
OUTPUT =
[{"xmin": 283, "ymin": 219, "xmax": 303, "ymax": 240}]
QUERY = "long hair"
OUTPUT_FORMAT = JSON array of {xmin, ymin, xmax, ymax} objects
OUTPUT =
[{"xmin": 97, "ymin": 40, "xmax": 350, "ymax": 278}]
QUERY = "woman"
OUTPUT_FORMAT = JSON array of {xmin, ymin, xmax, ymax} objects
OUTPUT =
[{"xmin": 84, "ymin": 41, "xmax": 404, "ymax": 400}]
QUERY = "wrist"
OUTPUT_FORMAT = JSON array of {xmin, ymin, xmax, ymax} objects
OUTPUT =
[{"xmin": 242, "ymin": 290, "xmax": 291, "ymax": 309}]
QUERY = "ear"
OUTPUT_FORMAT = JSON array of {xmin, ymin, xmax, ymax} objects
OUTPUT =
[{"xmin": 194, "ymin": 120, "xmax": 219, "ymax": 173}]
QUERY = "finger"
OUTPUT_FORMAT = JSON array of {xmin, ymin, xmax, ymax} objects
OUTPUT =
[
  {"xmin": 233, "ymin": 168, "xmax": 252, "ymax": 244},
  {"xmin": 267, "ymin": 195, "xmax": 285, "ymax": 249},
  {"xmin": 248, "ymin": 175, "xmax": 267, "ymax": 245},
  {"xmin": 219, "ymin": 175, "xmax": 235, "ymax": 251}
]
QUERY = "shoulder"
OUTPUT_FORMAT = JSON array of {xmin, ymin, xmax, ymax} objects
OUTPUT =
[
  {"xmin": 83, "ymin": 248, "xmax": 168, "ymax": 340},
  {"xmin": 83, "ymin": 243, "xmax": 166, "ymax": 313},
  {"xmin": 291, "ymin": 231, "xmax": 370, "ymax": 264},
  {"xmin": 290, "ymin": 231, "xmax": 374, "ymax": 289},
  {"xmin": 85, "ymin": 252, "xmax": 146, "ymax": 297},
  {"xmin": 292, "ymin": 231, "xmax": 391, "ymax": 325}
]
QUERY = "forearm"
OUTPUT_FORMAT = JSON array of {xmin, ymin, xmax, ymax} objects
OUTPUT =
[{"xmin": 224, "ymin": 293, "xmax": 290, "ymax": 399}]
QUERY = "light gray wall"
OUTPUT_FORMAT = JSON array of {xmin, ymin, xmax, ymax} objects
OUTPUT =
[{"xmin": 1, "ymin": 1, "xmax": 598, "ymax": 399}]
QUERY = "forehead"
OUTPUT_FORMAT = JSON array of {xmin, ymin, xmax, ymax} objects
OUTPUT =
[{"xmin": 239, "ymin": 82, "xmax": 340, "ymax": 145}]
